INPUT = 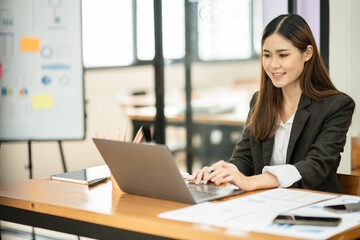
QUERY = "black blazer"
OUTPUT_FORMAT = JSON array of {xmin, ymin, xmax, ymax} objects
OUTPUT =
[{"xmin": 228, "ymin": 92, "xmax": 355, "ymax": 193}]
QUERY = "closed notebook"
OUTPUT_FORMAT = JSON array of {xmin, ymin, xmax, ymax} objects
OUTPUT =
[{"xmin": 51, "ymin": 165, "xmax": 110, "ymax": 184}]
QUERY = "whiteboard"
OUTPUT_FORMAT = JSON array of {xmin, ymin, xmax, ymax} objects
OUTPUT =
[{"xmin": 0, "ymin": 0, "xmax": 85, "ymax": 141}]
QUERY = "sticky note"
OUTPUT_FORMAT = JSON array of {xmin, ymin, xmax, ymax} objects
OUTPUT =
[
  {"xmin": 20, "ymin": 37, "xmax": 40, "ymax": 52},
  {"xmin": 33, "ymin": 94, "xmax": 53, "ymax": 109}
]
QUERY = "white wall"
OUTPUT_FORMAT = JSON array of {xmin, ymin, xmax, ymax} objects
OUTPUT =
[{"xmin": 330, "ymin": 0, "xmax": 360, "ymax": 173}]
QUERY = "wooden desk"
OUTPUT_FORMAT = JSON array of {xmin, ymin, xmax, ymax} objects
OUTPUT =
[{"xmin": 1, "ymin": 171, "xmax": 360, "ymax": 240}]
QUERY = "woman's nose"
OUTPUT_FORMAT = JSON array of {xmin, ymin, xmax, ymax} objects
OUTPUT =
[{"xmin": 271, "ymin": 57, "xmax": 280, "ymax": 68}]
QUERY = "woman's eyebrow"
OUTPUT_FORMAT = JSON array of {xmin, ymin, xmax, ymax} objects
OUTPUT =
[{"xmin": 263, "ymin": 49, "xmax": 290, "ymax": 52}]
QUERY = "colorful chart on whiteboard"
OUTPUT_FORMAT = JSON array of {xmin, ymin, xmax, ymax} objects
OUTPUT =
[{"xmin": 0, "ymin": 0, "xmax": 84, "ymax": 141}]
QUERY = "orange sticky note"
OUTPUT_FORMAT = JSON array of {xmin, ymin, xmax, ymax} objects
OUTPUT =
[{"xmin": 20, "ymin": 37, "xmax": 40, "ymax": 52}]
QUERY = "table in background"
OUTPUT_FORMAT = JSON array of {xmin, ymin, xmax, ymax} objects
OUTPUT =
[
  {"xmin": 126, "ymin": 107, "xmax": 245, "ymax": 166},
  {"xmin": 118, "ymin": 85, "xmax": 257, "ymax": 167}
]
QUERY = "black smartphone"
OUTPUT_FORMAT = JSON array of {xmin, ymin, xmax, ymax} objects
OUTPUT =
[
  {"xmin": 324, "ymin": 202, "xmax": 360, "ymax": 213},
  {"xmin": 273, "ymin": 215, "xmax": 341, "ymax": 226}
]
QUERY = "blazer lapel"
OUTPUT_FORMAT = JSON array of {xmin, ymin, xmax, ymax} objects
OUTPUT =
[
  {"xmin": 262, "ymin": 137, "xmax": 274, "ymax": 166},
  {"xmin": 286, "ymin": 94, "xmax": 311, "ymax": 163}
]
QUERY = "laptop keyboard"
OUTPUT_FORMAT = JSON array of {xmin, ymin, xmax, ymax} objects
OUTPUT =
[
  {"xmin": 188, "ymin": 183, "xmax": 219, "ymax": 194},
  {"xmin": 187, "ymin": 182, "xmax": 236, "ymax": 200}
]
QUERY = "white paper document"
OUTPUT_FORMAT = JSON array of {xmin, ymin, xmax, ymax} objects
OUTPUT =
[{"xmin": 158, "ymin": 188, "xmax": 360, "ymax": 239}]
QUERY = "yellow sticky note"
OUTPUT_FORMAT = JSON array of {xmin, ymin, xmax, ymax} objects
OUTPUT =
[
  {"xmin": 33, "ymin": 95, "xmax": 53, "ymax": 109},
  {"xmin": 20, "ymin": 37, "xmax": 40, "ymax": 52}
]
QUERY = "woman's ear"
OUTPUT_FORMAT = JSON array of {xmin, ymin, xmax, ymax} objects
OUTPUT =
[{"xmin": 305, "ymin": 45, "xmax": 313, "ymax": 62}]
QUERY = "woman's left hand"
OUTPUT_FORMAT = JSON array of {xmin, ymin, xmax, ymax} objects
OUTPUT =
[{"xmin": 189, "ymin": 160, "xmax": 280, "ymax": 192}]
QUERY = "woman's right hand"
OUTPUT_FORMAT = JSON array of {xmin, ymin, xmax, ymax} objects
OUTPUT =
[
  {"xmin": 188, "ymin": 160, "xmax": 243, "ymax": 186},
  {"xmin": 188, "ymin": 166, "xmax": 214, "ymax": 185}
]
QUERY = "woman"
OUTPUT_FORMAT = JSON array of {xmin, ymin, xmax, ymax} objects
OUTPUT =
[{"xmin": 189, "ymin": 14, "xmax": 355, "ymax": 193}]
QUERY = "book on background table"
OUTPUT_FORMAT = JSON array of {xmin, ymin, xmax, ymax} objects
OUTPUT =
[{"xmin": 51, "ymin": 165, "xmax": 110, "ymax": 184}]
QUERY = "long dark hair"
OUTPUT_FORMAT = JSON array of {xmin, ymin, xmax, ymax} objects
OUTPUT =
[{"xmin": 246, "ymin": 14, "xmax": 341, "ymax": 142}]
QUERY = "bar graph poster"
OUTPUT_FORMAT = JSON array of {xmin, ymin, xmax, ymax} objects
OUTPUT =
[{"xmin": 0, "ymin": 0, "xmax": 85, "ymax": 141}]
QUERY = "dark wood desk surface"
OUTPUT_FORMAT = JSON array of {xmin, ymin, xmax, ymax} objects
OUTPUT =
[{"xmin": 1, "ymin": 170, "xmax": 360, "ymax": 240}]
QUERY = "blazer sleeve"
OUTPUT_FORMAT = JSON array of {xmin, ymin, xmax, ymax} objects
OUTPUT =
[
  {"xmin": 227, "ymin": 92, "xmax": 258, "ymax": 176},
  {"xmin": 292, "ymin": 94, "xmax": 355, "ymax": 190}
]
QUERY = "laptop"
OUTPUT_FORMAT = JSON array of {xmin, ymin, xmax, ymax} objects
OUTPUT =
[{"xmin": 92, "ymin": 138, "xmax": 243, "ymax": 204}]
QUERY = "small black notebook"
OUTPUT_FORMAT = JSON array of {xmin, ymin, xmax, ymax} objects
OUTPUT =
[{"xmin": 51, "ymin": 165, "xmax": 110, "ymax": 184}]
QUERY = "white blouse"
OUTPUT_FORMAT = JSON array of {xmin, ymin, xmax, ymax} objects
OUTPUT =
[
  {"xmin": 228, "ymin": 114, "xmax": 302, "ymax": 188},
  {"xmin": 262, "ymin": 114, "xmax": 302, "ymax": 187}
]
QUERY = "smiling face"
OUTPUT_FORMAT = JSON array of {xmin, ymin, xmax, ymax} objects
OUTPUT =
[{"xmin": 262, "ymin": 33, "xmax": 312, "ymax": 92}]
